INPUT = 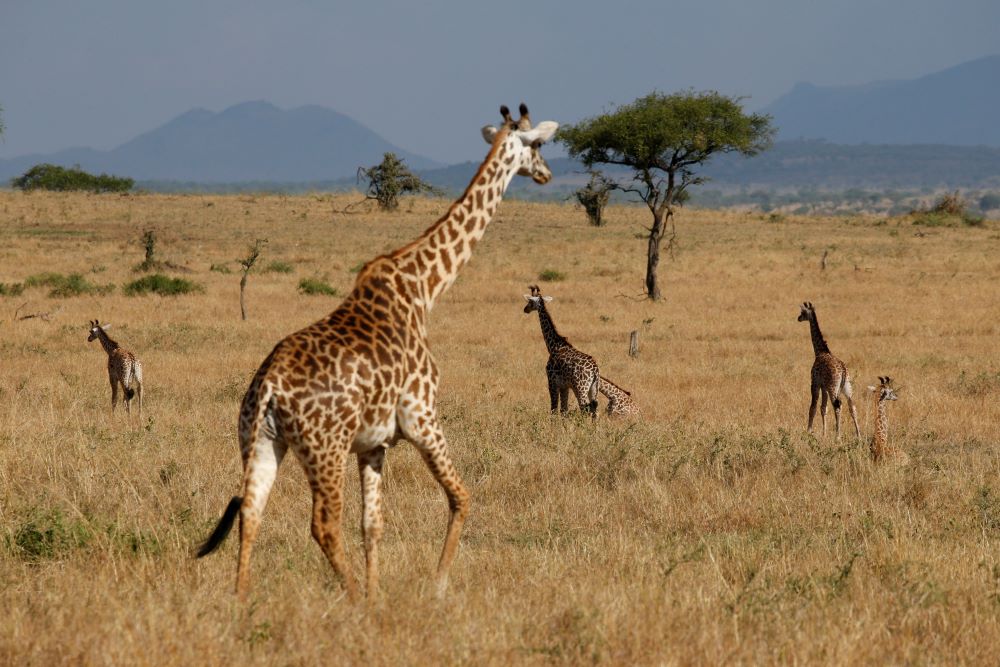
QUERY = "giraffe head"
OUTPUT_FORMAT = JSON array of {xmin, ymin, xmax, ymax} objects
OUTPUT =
[
  {"xmin": 481, "ymin": 103, "xmax": 558, "ymax": 185},
  {"xmin": 868, "ymin": 376, "xmax": 899, "ymax": 402},
  {"xmin": 797, "ymin": 301, "xmax": 815, "ymax": 322},
  {"xmin": 522, "ymin": 284, "xmax": 553, "ymax": 314},
  {"xmin": 87, "ymin": 318, "xmax": 109, "ymax": 342}
]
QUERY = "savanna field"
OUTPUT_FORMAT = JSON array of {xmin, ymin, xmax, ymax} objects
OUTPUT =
[{"xmin": 2, "ymin": 190, "xmax": 1000, "ymax": 665}]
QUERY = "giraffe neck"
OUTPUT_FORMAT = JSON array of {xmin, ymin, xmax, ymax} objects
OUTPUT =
[
  {"xmin": 391, "ymin": 128, "xmax": 523, "ymax": 310},
  {"xmin": 535, "ymin": 302, "xmax": 569, "ymax": 355},
  {"xmin": 808, "ymin": 314, "xmax": 831, "ymax": 355},
  {"xmin": 97, "ymin": 329, "xmax": 119, "ymax": 357},
  {"xmin": 872, "ymin": 399, "xmax": 889, "ymax": 454}
]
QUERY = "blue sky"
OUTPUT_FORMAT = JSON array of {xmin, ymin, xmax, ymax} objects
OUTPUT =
[{"xmin": 2, "ymin": 0, "xmax": 998, "ymax": 163}]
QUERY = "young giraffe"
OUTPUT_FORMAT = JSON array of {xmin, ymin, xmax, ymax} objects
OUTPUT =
[
  {"xmin": 522, "ymin": 285, "xmax": 600, "ymax": 418},
  {"xmin": 598, "ymin": 376, "xmax": 641, "ymax": 418},
  {"xmin": 868, "ymin": 376, "xmax": 907, "ymax": 464},
  {"xmin": 87, "ymin": 319, "xmax": 143, "ymax": 420},
  {"xmin": 797, "ymin": 301, "xmax": 861, "ymax": 439},
  {"xmin": 197, "ymin": 104, "xmax": 559, "ymax": 601}
]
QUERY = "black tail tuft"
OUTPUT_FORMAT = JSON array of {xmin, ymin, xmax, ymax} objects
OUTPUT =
[
  {"xmin": 832, "ymin": 397, "xmax": 842, "ymax": 410},
  {"xmin": 124, "ymin": 387, "xmax": 135, "ymax": 400},
  {"xmin": 589, "ymin": 399, "xmax": 599, "ymax": 414},
  {"xmin": 196, "ymin": 496, "xmax": 242, "ymax": 558}
]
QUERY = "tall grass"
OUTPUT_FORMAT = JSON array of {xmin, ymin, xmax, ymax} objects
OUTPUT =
[{"xmin": 0, "ymin": 191, "xmax": 997, "ymax": 664}]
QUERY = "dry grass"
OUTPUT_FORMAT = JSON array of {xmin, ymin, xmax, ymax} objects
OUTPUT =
[{"xmin": 1, "ymin": 190, "xmax": 1000, "ymax": 665}]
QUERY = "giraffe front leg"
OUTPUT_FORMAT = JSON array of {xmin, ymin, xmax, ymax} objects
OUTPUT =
[
  {"xmin": 109, "ymin": 378, "xmax": 119, "ymax": 418},
  {"xmin": 819, "ymin": 390, "xmax": 829, "ymax": 437},
  {"xmin": 548, "ymin": 376, "xmax": 560, "ymax": 413},
  {"xmin": 409, "ymin": 419, "xmax": 470, "ymax": 597},
  {"xmin": 357, "ymin": 446, "xmax": 386, "ymax": 602},
  {"xmin": 807, "ymin": 384, "xmax": 819, "ymax": 433}
]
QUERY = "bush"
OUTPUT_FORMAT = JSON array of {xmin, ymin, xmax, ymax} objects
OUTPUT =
[
  {"xmin": 264, "ymin": 260, "xmax": 293, "ymax": 274},
  {"xmin": 298, "ymin": 277, "xmax": 337, "ymax": 296},
  {"xmin": 209, "ymin": 263, "xmax": 232, "ymax": 274},
  {"xmin": 979, "ymin": 193, "xmax": 1000, "ymax": 212},
  {"xmin": 0, "ymin": 282, "xmax": 25, "ymax": 297},
  {"xmin": 124, "ymin": 274, "xmax": 203, "ymax": 296},
  {"xmin": 11, "ymin": 163, "xmax": 133, "ymax": 193},
  {"xmin": 24, "ymin": 272, "xmax": 114, "ymax": 297},
  {"xmin": 912, "ymin": 192, "xmax": 984, "ymax": 228},
  {"xmin": 11, "ymin": 508, "xmax": 93, "ymax": 562},
  {"xmin": 357, "ymin": 152, "xmax": 440, "ymax": 210},
  {"xmin": 574, "ymin": 171, "xmax": 613, "ymax": 226},
  {"xmin": 539, "ymin": 269, "xmax": 566, "ymax": 282}
]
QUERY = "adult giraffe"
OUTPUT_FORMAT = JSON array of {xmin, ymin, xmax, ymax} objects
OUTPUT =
[{"xmin": 197, "ymin": 105, "xmax": 558, "ymax": 601}]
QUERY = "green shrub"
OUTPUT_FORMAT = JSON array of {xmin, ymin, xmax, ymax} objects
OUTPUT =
[
  {"xmin": 24, "ymin": 272, "xmax": 114, "ymax": 297},
  {"xmin": 539, "ymin": 269, "xmax": 566, "ymax": 282},
  {"xmin": 124, "ymin": 274, "xmax": 203, "ymax": 296},
  {"xmin": 264, "ymin": 260, "xmax": 293, "ymax": 274},
  {"xmin": 209, "ymin": 263, "xmax": 233, "ymax": 274},
  {"xmin": 11, "ymin": 163, "xmax": 133, "ymax": 193},
  {"xmin": 298, "ymin": 277, "xmax": 337, "ymax": 296},
  {"xmin": 0, "ymin": 282, "xmax": 25, "ymax": 296},
  {"xmin": 11, "ymin": 508, "xmax": 93, "ymax": 562}
]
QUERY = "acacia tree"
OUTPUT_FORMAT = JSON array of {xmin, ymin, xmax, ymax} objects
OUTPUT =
[
  {"xmin": 559, "ymin": 92, "xmax": 773, "ymax": 300},
  {"xmin": 357, "ymin": 152, "xmax": 440, "ymax": 210}
]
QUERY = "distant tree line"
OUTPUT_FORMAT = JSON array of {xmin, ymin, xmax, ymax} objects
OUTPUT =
[{"xmin": 11, "ymin": 163, "xmax": 133, "ymax": 193}]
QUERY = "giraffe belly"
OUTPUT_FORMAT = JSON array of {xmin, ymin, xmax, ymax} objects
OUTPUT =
[{"xmin": 351, "ymin": 416, "xmax": 402, "ymax": 452}]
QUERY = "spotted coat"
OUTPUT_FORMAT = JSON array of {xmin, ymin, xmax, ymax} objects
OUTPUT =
[
  {"xmin": 88, "ymin": 319, "xmax": 143, "ymax": 420},
  {"xmin": 197, "ymin": 104, "xmax": 559, "ymax": 602},
  {"xmin": 523, "ymin": 285, "xmax": 599, "ymax": 418},
  {"xmin": 598, "ymin": 376, "xmax": 640, "ymax": 418},
  {"xmin": 797, "ymin": 302, "xmax": 861, "ymax": 439}
]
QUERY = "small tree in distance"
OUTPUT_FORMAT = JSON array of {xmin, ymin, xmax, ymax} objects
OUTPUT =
[
  {"xmin": 357, "ymin": 152, "xmax": 440, "ymax": 210},
  {"xmin": 574, "ymin": 170, "xmax": 614, "ymax": 226},
  {"xmin": 559, "ymin": 91, "xmax": 774, "ymax": 300},
  {"xmin": 239, "ymin": 238, "xmax": 266, "ymax": 321}
]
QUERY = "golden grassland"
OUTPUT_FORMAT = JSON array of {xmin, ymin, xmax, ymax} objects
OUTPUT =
[{"xmin": 1, "ymin": 189, "xmax": 999, "ymax": 665}]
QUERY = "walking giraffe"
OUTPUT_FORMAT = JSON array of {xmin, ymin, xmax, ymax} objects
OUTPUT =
[
  {"xmin": 197, "ymin": 104, "xmax": 559, "ymax": 601},
  {"xmin": 868, "ymin": 376, "xmax": 907, "ymax": 463},
  {"xmin": 87, "ymin": 319, "xmax": 143, "ymax": 420},
  {"xmin": 522, "ymin": 285, "xmax": 600, "ymax": 418},
  {"xmin": 598, "ymin": 376, "xmax": 641, "ymax": 418},
  {"xmin": 797, "ymin": 302, "xmax": 861, "ymax": 439}
]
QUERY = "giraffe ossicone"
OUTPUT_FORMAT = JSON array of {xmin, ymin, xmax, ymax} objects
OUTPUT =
[{"xmin": 197, "ymin": 104, "xmax": 558, "ymax": 602}]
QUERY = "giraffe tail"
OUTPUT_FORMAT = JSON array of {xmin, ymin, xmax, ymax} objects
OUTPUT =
[
  {"xmin": 196, "ymin": 496, "xmax": 242, "ymax": 557},
  {"xmin": 124, "ymin": 387, "xmax": 135, "ymax": 401}
]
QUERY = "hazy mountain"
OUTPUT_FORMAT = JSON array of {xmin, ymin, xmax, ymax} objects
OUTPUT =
[
  {"xmin": 764, "ymin": 55, "xmax": 1000, "ymax": 145},
  {"xmin": 0, "ymin": 101, "xmax": 440, "ymax": 182}
]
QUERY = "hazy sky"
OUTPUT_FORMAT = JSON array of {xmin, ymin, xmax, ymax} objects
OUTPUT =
[{"xmin": 2, "ymin": 0, "xmax": 998, "ymax": 164}]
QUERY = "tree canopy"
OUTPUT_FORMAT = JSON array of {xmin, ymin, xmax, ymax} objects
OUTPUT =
[{"xmin": 559, "ymin": 91, "xmax": 774, "ymax": 299}]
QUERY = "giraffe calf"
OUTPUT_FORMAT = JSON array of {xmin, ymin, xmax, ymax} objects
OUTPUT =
[
  {"xmin": 598, "ymin": 376, "xmax": 641, "ymax": 418},
  {"xmin": 868, "ymin": 375, "xmax": 907, "ymax": 464},
  {"xmin": 87, "ymin": 319, "xmax": 144, "ymax": 420}
]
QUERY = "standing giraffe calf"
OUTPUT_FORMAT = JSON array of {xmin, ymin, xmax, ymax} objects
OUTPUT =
[
  {"xmin": 797, "ymin": 302, "xmax": 861, "ymax": 439},
  {"xmin": 868, "ymin": 376, "xmax": 907, "ymax": 464},
  {"xmin": 197, "ymin": 104, "xmax": 559, "ymax": 602},
  {"xmin": 523, "ymin": 285, "xmax": 600, "ymax": 418},
  {"xmin": 598, "ymin": 376, "xmax": 641, "ymax": 418},
  {"xmin": 87, "ymin": 319, "xmax": 143, "ymax": 420}
]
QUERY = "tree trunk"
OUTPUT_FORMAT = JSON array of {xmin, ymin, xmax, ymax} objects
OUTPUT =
[
  {"xmin": 240, "ymin": 273, "xmax": 248, "ymax": 321},
  {"xmin": 645, "ymin": 209, "xmax": 668, "ymax": 301}
]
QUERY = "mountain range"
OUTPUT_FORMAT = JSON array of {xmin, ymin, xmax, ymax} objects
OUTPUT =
[
  {"xmin": 0, "ymin": 101, "xmax": 439, "ymax": 183},
  {"xmin": 763, "ymin": 54, "xmax": 1000, "ymax": 145},
  {"xmin": 1, "ymin": 55, "xmax": 998, "ymax": 188}
]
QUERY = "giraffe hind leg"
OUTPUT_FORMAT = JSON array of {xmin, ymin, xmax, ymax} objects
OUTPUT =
[
  {"xmin": 807, "ymin": 384, "xmax": 819, "ymax": 433},
  {"xmin": 234, "ymin": 421, "xmax": 287, "ymax": 599},
  {"xmin": 358, "ymin": 446, "xmax": 386, "ymax": 601}
]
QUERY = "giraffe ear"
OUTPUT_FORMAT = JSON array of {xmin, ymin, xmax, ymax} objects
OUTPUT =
[
  {"xmin": 102, "ymin": 323, "xmax": 112, "ymax": 330},
  {"xmin": 543, "ymin": 296, "xmax": 553, "ymax": 302},
  {"xmin": 481, "ymin": 125, "xmax": 499, "ymax": 145},
  {"xmin": 517, "ymin": 121, "xmax": 559, "ymax": 146},
  {"xmin": 523, "ymin": 294, "xmax": 532, "ymax": 301},
  {"xmin": 867, "ymin": 385, "xmax": 877, "ymax": 393}
]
